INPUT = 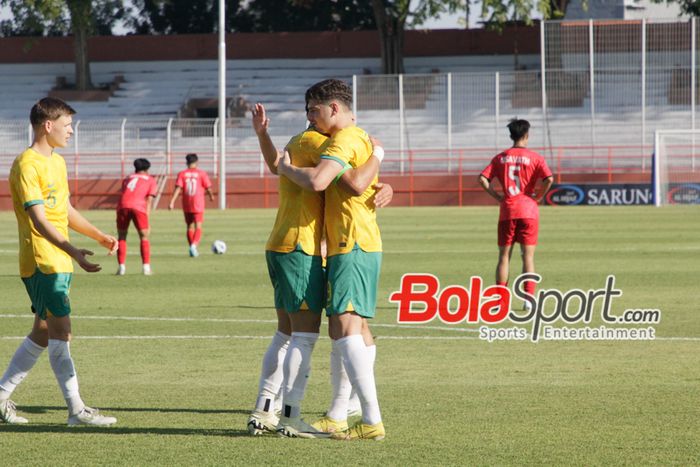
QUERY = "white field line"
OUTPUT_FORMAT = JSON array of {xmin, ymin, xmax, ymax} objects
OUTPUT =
[
  {"xmin": 0, "ymin": 335, "xmax": 479, "ymax": 341},
  {"xmin": 0, "ymin": 314, "xmax": 480, "ymax": 333},
  {"xmin": 0, "ymin": 314, "xmax": 698, "ymax": 341}
]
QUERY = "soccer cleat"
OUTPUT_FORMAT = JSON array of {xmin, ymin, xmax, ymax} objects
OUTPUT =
[
  {"xmin": 523, "ymin": 301, "xmax": 533, "ymax": 312},
  {"xmin": 189, "ymin": 244, "xmax": 199, "ymax": 257},
  {"xmin": 142, "ymin": 264, "xmax": 152, "ymax": 275},
  {"xmin": 276, "ymin": 416, "xmax": 331, "ymax": 439},
  {"xmin": 247, "ymin": 410, "xmax": 279, "ymax": 436},
  {"xmin": 331, "ymin": 421, "xmax": 385, "ymax": 441},
  {"xmin": 115, "ymin": 264, "xmax": 126, "ymax": 276},
  {"xmin": 67, "ymin": 406, "xmax": 117, "ymax": 427},
  {"xmin": 0, "ymin": 399, "xmax": 29, "ymax": 424},
  {"xmin": 311, "ymin": 415, "xmax": 348, "ymax": 433}
]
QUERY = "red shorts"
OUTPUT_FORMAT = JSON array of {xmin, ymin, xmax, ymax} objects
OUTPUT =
[
  {"xmin": 116, "ymin": 208, "xmax": 149, "ymax": 231},
  {"xmin": 498, "ymin": 218, "xmax": 539, "ymax": 246},
  {"xmin": 184, "ymin": 212, "xmax": 204, "ymax": 224}
]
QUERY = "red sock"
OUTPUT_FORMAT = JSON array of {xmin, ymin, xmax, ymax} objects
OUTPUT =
[
  {"xmin": 187, "ymin": 230, "xmax": 195, "ymax": 245},
  {"xmin": 496, "ymin": 281, "xmax": 508, "ymax": 287},
  {"xmin": 117, "ymin": 240, "xmax": 127, "ymax": 265},
  {"xmin": 140, "ymin": 239, "xmax": 151, "ymax": 264},
  {"xmin": 524, "ymin": 279, "xmax": 536, "ymax": 297},
  {"xmin": 193, "ymin": 228, "xmax": 202, "ymax": 245}
]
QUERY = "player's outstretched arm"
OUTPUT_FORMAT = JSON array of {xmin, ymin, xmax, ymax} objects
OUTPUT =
[
  {"xmin": 338, "ymin": 137, "xmax": 384, "ymax": 195},
  {"xmin": 169, "ymin": 186, "xmax": 182, "ymax": 210},
  {"xmin": 533, "ymin": 176, "xmax": 554, "ymax": 203},
  {"xmin": 277, "ymin": 150, "xmax": 343, "ymax": 192},
  {"xmin": 68, "ymin": 203, "xmax": 118, "ymax": 256},
  {"xmin": 205, "ymin": 188, "xmax": 215, "ymax": 202},
  {"xmin": 478, "ymin": 175, "xmax": 504, "ymax": 202},
  {"xmin": 28, "ymin": 204, "xmax": 103, "ymax": 272},
  {"xmin": 251, "ymin": 103, "xmax": 281, "ymax": 174}
]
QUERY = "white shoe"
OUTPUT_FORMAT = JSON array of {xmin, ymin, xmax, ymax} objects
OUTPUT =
[
  {"xmin": 142, "ymin": 264, "xmax": 152, "ymax": 276},
  {"xmin": 116, "ymin": 264, "xmax": 126, "ymax": 276},
  {"xmin": 276, "ymin": 416, "xmax": 331, "ymax": 439},
  {"xmin": 189, "ymin": 244, "xmax": 199, "ymax": 257},
  {"xmin": 247, "ymin": 410, "xmax": 279, "ymax": 435},
  {"xmin": 0, "ymin": 399, "xmax": 28, "ymax": 424},
  {"xmin": 67, "ymin": 406, "xmax": 117, "ymax": 426},
  {"xmin": 523, "ymin": 301, "xmax": 533, "ymax": 312}
]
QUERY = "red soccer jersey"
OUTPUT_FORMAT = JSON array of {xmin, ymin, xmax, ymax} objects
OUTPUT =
[
  {"xmin": 480, "ymin": 147, "xmax": 552, "ymax": 221},
  {"xmin": 118, "ymin": 173, "xmax": 158, "ymax": 212},
  {"xmin": 175, "ymin": 168, "xmax": 212, "ymax": 213}
]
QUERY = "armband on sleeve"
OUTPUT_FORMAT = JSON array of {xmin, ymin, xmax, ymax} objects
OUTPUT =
[{"xmin": 333, "ymin": 163, "xmax": 353, "ymax": 183}]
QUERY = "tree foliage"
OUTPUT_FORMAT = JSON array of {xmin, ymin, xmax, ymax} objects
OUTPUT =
[{"xmin": 0, "ymin": 0, "xmax": 127, "ymax": 37}]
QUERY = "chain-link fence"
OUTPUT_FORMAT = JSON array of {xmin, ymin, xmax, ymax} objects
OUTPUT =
[{"xmin": 1, "ymin": 19, "xmax": 698, "ymax": 182}]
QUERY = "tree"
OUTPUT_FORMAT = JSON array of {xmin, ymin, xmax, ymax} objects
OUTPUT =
[
  {"xmin": 128, "ymin": 0, "xmax": 243, "ymax": 34},
  {"xmin": 0, "ymin": 0, "xmax": 127, "ymax": 91},
  {"xmin": 371, "ymin": 1, "xmax": 468, "ymax": 75}
]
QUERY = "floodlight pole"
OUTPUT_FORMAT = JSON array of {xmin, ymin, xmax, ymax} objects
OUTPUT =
[{"xmin": 218, "ymin": 0, "xmax": 226, "ymax": 210}]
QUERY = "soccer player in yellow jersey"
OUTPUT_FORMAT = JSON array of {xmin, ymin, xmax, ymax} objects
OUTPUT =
[
  {"xmin": 0, "ymin": 98, "xmax": 119, "ymax": 427},
  {"xmin": 247, "ymin": 103, "xmax": 391, "ymax": 438},
  {"xmin": 277, "ymin": 79, "xmax": 386, "ymax": 440}
]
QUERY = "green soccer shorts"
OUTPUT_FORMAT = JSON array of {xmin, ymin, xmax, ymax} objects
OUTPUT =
[
  {"xmin": 266, "ymin": 245, "xmax": 325, "ymax": 314},
  {"xmin": 326, "ymin": 243, "xmax": 382, "ymax": 318},
  {"xmin": 21, "ymin": 269, "xmax": 72, "ymax": 320}
]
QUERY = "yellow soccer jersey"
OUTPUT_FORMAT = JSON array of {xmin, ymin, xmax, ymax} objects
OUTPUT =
[
  {"xmin": 321, "ymin": 126, "xmax": 382, "ymax": 256},
  {"xmin": 265, "ymin": 129, "xmax": 328, "ymax": 255},
  {"xmin": 10, "ymin": 148, "xmax": 73, "ymax": 277}
]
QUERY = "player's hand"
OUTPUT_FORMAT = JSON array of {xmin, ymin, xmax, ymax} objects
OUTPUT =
[
  {"xmin": 99, "ymin": 234, "xmax": 118, "ymax": 256},
  {"xmin": 374, "ymin": 182, "xmax": 393, "ymax": 208},
  {"xmin": 75, "ymin": 249, "xmax": 102, "ymax": 273},
  {"xmin": 168, "ymin": 202, "xmax": 174, "ymax": 210},
  {"xmin": 369, "ymin": 136, "xmax": 383, "ymax": 150},
  {"xmin": 278, "ymin": 150, "xmax": 292, "ymax": 175},
  {"xmin": 251, "ymin": 103, "xmax": 270, "ymax": 136}
]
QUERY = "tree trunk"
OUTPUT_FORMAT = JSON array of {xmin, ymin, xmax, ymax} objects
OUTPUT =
[
  {"xmin": 371, "ymin": 0, "xmax": 405, "ymax": 75},
  {"xmin": 67, "ymin": 0, "xmax": 93, "ymax": 91}
]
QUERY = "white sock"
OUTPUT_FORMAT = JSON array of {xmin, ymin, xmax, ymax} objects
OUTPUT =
[
  {"xmin": 336, "ymin": 335, "xmax": 382, "ymax": 425},
  {"xmin": 254, "ymin": 331, "xmax": 290, "ymax": 413},
  {"xmin": 347, "ymin": 344, "xmax": 376, "ymax": 413},
  {"xmin": 0, "ymin": 337, "xmax": 46, "ymax": 399},
  {"xmin": 281, "ymin": 332, "xmax": 318, "ymax": 419},
  {"xmin": 48, "ymin": 339, "xmax": 85, "ymax": 416},
  {"xmin": 327, "ymin": 341, "xmax": 352, "ymax": 420}
]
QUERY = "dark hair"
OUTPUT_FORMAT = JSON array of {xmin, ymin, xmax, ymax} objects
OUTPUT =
[
  {"xmin": 305, "ymin": 79, "xmax": 352, "ymax": 111},
  {"xmin": 507, "ymin": 118, "xmax": 530, "ymax": 142},
  {"xmin": 134, "ymin": 158, "xmax": 151, "ymax": 172},
  {"xmin": 30, "ymin": 97, "xmax": 76, "ymax": 127},
  {"xmin": 186, "ymin": 153, "xmax": 198, "ymax": 165}
]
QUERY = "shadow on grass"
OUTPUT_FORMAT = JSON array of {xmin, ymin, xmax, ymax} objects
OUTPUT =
[
  {"xmin": 0, "ymin": 424, "xmax": 251, "ymax": 437},
  {"xmin": 20, "ymin": 405, "xmax": 249, "ymax": 415}
]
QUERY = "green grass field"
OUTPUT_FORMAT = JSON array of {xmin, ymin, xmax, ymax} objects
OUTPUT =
[{"xmin": 0, "ymin": 206, "xmax": 698, "ymax": 466}]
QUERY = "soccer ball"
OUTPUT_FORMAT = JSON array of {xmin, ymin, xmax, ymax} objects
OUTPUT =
[{"xmin": 211, "ymin": 240, "xmax": 227, "ymax": 254}]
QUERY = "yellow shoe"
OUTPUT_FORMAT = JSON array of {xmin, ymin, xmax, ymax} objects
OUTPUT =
[
  {"xmin": 311, "ymin": 415, "xmax": 348, "ymax": 433},
  {"xmin": 331, "ymin": 421, "xmax": 385, "ymax": 441}
]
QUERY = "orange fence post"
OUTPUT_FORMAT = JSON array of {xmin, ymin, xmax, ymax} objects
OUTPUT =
[
  {"xmin": 607, "ymin": 147, "xmax": 613, "ymax": 183},
  {"xmin": 556, "ymin": 147, "xmax": 562, "ymax": 184},
  {"xmin": 458, "ymin": 150, "xmax": 463, "ymax": 207},
  {"xmin": 74, "ymin": 152, "xmax": 79, "ymax": 207},
  {"xmin": 263, "ymin": 175, "xmax": 269, "ymax": 209},
  {"xmin": 409, "ymin": 150, "xmax": 414, "ymax": 207}
]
